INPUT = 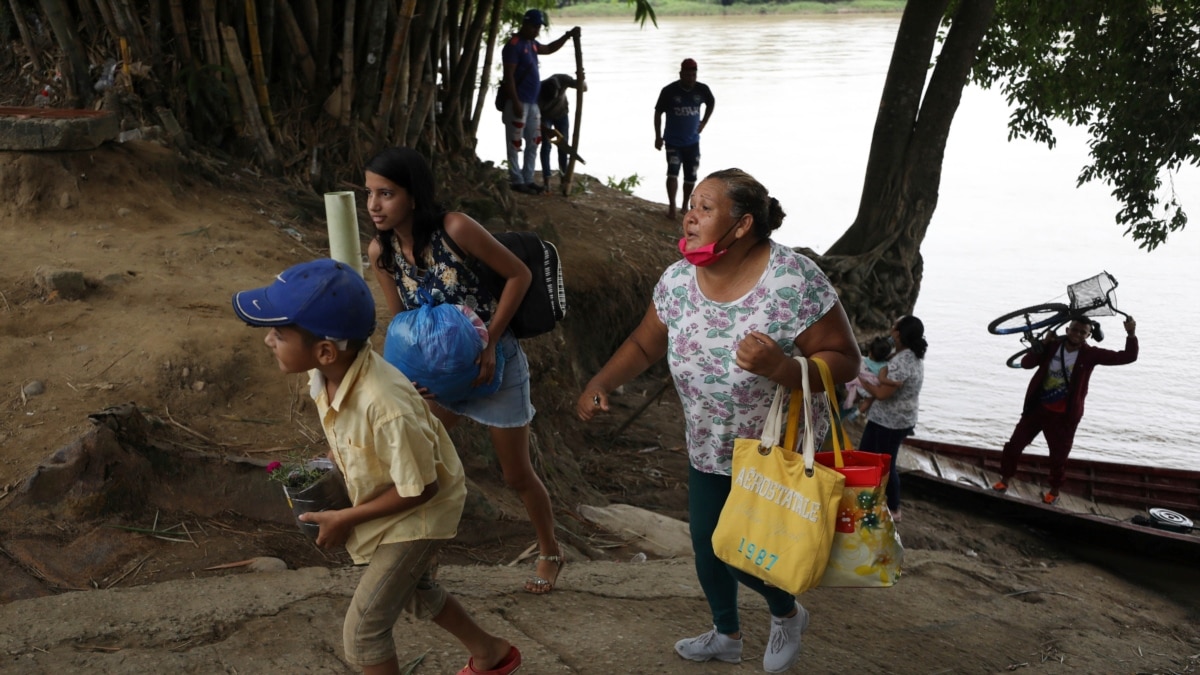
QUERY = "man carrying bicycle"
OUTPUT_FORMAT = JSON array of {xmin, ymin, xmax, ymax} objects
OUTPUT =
[{"xmin": 992, "ymin": 316, "xmax": 1138, "ymax": 504}]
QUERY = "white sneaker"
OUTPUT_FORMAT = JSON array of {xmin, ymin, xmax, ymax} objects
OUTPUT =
[
  {"xmin": 674, "ymin": 626, "xmax": 742, "ymax": 663},
  {"xmin": 763, "ymin": 602, "xmax": 809, "ymax": 672}
]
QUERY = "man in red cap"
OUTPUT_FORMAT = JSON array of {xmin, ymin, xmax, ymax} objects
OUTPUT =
[{"xmin": 654, "ymin": 58, "xmax": 716, "ymax": 219}]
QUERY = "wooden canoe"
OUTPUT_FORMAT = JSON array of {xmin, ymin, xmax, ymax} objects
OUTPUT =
[{"xmin": 897, "ymin": 437, "xmax": 1200, "ymax": 563}]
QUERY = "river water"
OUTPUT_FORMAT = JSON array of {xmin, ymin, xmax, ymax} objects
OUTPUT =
[{"xmin": 476, "ymin": 14, "xmax": 1199, "ymax": 470}]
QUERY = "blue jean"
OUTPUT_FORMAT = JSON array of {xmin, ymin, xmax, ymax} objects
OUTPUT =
[
  {"xmin": 858, "ymin": 420, "xmax": 913, "ymax": 512},
  {"xmin": 688, "ymin": 465, "xmax": 798, "ymax": 635},
  {"xmin": 503, "ymin": 100, "xmax": 540, "ymax": 185},
  {"xmin": 540, "ymin": 115, "xmax": 569, "ymax": 182}
]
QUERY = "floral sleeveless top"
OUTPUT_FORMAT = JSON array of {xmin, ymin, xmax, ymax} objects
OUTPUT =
[{"xmin": 391, "ymin": 228, "xmax": 498, "ymax": 324}]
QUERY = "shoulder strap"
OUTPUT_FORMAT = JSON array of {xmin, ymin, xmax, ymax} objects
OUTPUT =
[{"xmin": 440, "ymin": 226, "xmax": 469, "ymax": 262}]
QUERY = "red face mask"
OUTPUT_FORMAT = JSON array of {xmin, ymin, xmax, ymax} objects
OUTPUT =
[{"xmin": 677, "ymin": 220, "xmax": 740, "ymax": 267}]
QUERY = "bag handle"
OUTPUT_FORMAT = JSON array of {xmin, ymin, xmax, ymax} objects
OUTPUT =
[
  {"xmin": 760, "ymin": 356, "xmax": 816, "ymax": 473},
  {"xmin": 811, "ymin": 357, "xmax": 851, "ymax": 468}
]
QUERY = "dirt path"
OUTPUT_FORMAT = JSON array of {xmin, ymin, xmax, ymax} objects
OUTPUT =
[{"xmin": 1, "ymin": 524, "xmax": 1196, "ymax": 674}]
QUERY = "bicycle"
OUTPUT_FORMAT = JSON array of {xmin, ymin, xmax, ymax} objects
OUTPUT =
[{"xmin": 987, "ymin": 271, "xmax": 1131, "ymax": 368}]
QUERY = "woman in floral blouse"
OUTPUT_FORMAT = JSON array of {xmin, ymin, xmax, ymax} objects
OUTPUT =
[{"xmin": 576, "ymin": 168, "xmax": 860, "ymax": 673}]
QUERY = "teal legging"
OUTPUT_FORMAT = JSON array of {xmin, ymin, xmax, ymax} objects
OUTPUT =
[{"xmin": 688, "ymin": 465, "xmax": 798, "ymax": 635}]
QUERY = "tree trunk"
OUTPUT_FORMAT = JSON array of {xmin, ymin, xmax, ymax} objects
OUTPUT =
[
  {"xmin": 37, "ymin": 0, "xmax": 92, "ymax": 105},
  {"xmin": 822, "ymin": 0, "xmax": 996, "ymax": 334}
]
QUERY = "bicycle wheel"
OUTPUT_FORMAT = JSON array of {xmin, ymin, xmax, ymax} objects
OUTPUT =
[
  {"xmin": 987, "ymin": 303, "xmax": 1070, "ymax": 335},
  {"xmin": 1006, "ymin": 348, "xmax": 1033, "ymax": 369}
]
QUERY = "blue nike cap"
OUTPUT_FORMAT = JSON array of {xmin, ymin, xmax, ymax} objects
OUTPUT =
[{"xmin": 232, "ymin": 258, "xmax": 375, "ymax": 341}]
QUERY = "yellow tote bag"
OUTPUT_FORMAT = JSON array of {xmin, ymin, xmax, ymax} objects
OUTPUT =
[{"xmin": 712, "ymin": 356, "xmax": 845, "ymax": 595}]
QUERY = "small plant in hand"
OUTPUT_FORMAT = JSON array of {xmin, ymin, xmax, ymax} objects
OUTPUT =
[{"xmin": 265, "ymin": 455, "xmax": 330, "ymax": 490}]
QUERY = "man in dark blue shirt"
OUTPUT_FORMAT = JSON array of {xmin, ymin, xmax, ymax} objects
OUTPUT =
[{"xmin": 654, "ymin": 58, "xmax": 716, "ymax": 219}]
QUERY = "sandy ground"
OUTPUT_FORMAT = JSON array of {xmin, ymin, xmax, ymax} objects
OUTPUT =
[{"xmin": 1, "ymin": 143, "xmax": 1197, "ymax": 674}]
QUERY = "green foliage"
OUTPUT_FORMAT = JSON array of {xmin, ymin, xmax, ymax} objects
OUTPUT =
[
  {"xmin": 606, "ymin": 173, "xmax": 642, "ymax": 194},
  {"xmin": 265, "ymin": 454, "xmax": 329, "ymax": 490},
  {"xmin": 973, "ymin": 0, "xmax": 1198, "ymax": 250}
]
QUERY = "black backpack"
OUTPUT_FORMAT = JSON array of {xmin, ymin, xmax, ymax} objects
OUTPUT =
[{"xmin": 444, "ymin": 230, "xmax": 566, "ymax": 339}]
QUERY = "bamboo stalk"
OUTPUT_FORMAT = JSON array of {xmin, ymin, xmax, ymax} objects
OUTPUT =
[
  {"xmin": 168, "ymin": 0, "xmax": 193, "ymax": 67},
  {"xmin": 468, "ymin": 0, "xmax": 505, "ymax": 140},
  {"xmin": 244, "ymin": 0, "xmax": 276, "ymax": 130},
  {"xmin": 297, "ymin": 0, "xmax": 318, "ymax": 48},
  {"xmin": 339, "ymin": 0, "xmax": 357, "ymax": 127},
  {"xmin": 274, "ymin": 0, "xmax": 316, "ymax": 90},
  {"xmin": 92, "ymin": 0, "xmax": 121, "ymax": 48},
  {"xmin": 355, "ymin": 0, "xmax": 388, "ymax": 122},
  {"xmin": 259, "ymin": 0, "xmax": 274, "ymax": 81},
  {"xmin": 7, "ymin": 0, "xmax": 43, "ymax": 73},
  {"xmin": 199, "ymin": 0, "xmax": 222, "ymax": 67},
  {"xmin": 443, "ymin": 0, "xmax": 489, "ymax": 133},
  {"xmin": 315, "ymin": 0, "xmax": 332, "ymax": 93},
  {"xmin": 148, "ymin": 0, "xmax": 162, "ymax": 66},
  {"xmin": 220, "ymin": 23, "xmax": 281, "ymax": 174},
  {"xmin": 400, "ymin": 0, "xmax": 439, "ymax": 143},
  {"xmin": 111, "ymin": 0, "xmax": 149, "ymax": 61},
  {"xmin": 375, "ymin": 0, "xmax": 418, "ymax": 139},
  {"xmin": 75, "ymin": 0, "xmax": 100, "ymax": 39},
  {"xmin": 36, "ymin": 0, "xmax": 93, "ymax": 104}
]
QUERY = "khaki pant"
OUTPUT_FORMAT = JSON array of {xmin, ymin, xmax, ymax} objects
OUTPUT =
[{"xmin": 343, "ymin": 539, "xmax": 448, "ymax": 666}]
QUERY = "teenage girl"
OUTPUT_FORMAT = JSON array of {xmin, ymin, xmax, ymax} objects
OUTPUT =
[{"xmin": 364, "ymin": 147, "xmax": 564, "ymax": 594}]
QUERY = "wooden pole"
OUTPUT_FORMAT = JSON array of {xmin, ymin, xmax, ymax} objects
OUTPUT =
[
  {"xmin": 563, "ymin": 31, "xmax": 584, "ymax": 196},
  {"xmin": 219, "ymin": 23, "xmax": 281, "ymax": 174}
]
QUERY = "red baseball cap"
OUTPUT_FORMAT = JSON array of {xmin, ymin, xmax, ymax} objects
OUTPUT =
[{"xmin": 680, "ymin": 58, "xmax": 698, "ymax": 71}]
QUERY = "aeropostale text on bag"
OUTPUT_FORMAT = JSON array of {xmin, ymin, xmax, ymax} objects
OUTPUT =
[{"xmin": 733, "ymin": 466, "xmax": 823, "ymax": 522}]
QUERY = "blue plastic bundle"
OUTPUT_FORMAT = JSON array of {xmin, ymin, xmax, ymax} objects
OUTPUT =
[{"xmin": 383, "ymin": 293, "xmax": 503, "ymax": 403}]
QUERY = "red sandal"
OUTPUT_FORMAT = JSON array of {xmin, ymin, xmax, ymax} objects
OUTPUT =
[{"xmin": 457, "ymin": 645, "xmax": 522, "ymax": 675}]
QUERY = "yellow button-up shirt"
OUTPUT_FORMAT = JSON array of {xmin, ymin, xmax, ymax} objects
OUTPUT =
[{"xmin": 310, "ymin": 348, "xmax": 465, "ymax": 564}]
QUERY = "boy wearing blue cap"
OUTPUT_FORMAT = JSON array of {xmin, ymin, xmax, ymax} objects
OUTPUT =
[
  {"xmin": 233, "ymin": 258, "xmax": 522, "ymax": 675},
  {"xmin": 500, "ymin": 8, "xmax": 580, "ymax": 195}
]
